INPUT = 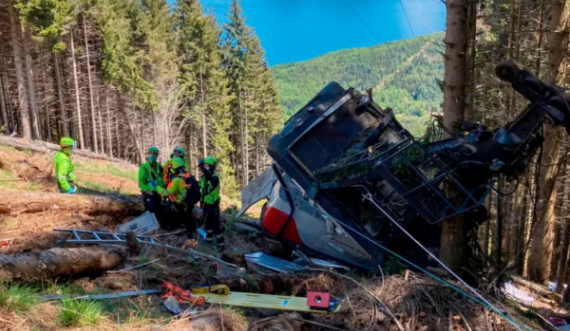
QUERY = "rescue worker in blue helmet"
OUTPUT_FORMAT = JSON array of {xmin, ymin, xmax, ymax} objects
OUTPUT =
[{"xmin": 198, "ymin": 156, "xmax": 223, "ymax": 249}]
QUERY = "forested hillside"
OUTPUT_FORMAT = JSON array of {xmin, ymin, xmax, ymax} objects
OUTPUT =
[
  {"xmin": 273, "ymin": 33, "xmax": 444, "ymax": 135},
  {"xmin": 0, "ymin": 0, "xmax": 281, "ymax": 196}
]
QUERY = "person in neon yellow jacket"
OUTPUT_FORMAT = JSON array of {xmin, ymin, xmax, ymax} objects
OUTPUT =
[
  {"xmin": 138, "ymin": 146, "xmax": 164, "ymax": 215},
  {"xmin": 153, "ymin": 157, "xmax": 187, "ymax": 230},
  {"xmin": 163, "ymin": 146, "xmax": 189, "ymax": 186},
  {"xmin": 54, "ymin": 137, "xmax": 77, "ymax": 194}
]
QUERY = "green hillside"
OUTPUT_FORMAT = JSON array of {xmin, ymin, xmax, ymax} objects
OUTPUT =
[{"xmin": 272, "ymin": 33, "xmax": 444, "ymax": 136}]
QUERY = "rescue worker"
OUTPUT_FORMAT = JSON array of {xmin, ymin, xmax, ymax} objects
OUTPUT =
[
  {"xmin": 163, "ymin": 146, "xmax": 188, "ymax": 186},
  {"xmin": 198, "ymin": 156, "xmax": 224, "ymax": 249},
  {"xmin": 155, "ymin": 157, "xmax": 188, "ymax": 231},
  {"xmin": 138, "ymin": 146, "xmax": 164, "ymax": 215},
  {"xmin": 54, "ymin": 137, "xmax": 77, "ymax": 194}
]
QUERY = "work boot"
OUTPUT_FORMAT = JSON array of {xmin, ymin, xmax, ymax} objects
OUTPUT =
[
  {"xmin": 216, "ymin": 234, "xmax": 224, "ymax": 250},
  {"xmin": 206, "ymin": 230, "xmax": 214, "ymax": 244}
]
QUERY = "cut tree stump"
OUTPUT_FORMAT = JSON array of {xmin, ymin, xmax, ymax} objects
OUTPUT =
[
  {"xmin": 0, "ymin": 246, "xmax": 126, "ymax": 281},
  {"xmin": 0, "ymin": 191, "xmax": 143, "ymax": 218}
]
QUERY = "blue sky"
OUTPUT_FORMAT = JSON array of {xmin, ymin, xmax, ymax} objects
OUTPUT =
[{"xmin": 199, "ymin": 0, "xmax": 446, "ymax": 66}]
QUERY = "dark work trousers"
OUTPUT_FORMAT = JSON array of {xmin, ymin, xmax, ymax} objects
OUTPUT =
[
  {"xmin": 143, "ymin": 191, "xmax": 162, "ymax": 216},
  {"xmin": 203, "ymin": 201, "xmax": 224, "ymax": 248},
  {"xmin": 160, "ymin": 202, "xmax": 187, "ymax": 231}
]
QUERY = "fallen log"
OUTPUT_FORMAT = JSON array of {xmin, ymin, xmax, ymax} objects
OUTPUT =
[
  {"xmin": 0, "ymin": 247, "xmax": 126, "ymax": 281},
  {"xmin": 0, "ymin": 191, "xmax": 143, "ymax": 218},
  {"xmin": 511, "ymin": 276, "xmax": 563, "ymax": 300},
  {"xmin": 0, "ymin": 135, "xmax": 133, "ymax": 166}
]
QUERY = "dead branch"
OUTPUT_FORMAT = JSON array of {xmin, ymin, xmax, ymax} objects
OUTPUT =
[
  {"xmin": 0, "ymin": 135, "xmax": 133, "ymax": 165},
  {"xmin": 511, "ymin": 276, "xmax": 563, "ymax": 300},
  {"xmin": 0, "ymin": 191, "xmax": 143, "ymax": 218}
]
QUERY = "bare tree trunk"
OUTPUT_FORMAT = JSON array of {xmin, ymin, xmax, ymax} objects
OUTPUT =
[
  {"xmin": 115, "ymin": 95, "xmax": 121, "ymax": 158},
  {"xmin": 440, "ymin": 0, "xmax": 470, "ymax": 272},
  {"xmin": 0, "ymin": 73, "xmax": 9, "ymax": 134},
  {"xmin": 70, "ymin": 30, "xmax": 85, "ymax": 149},
  {"xmin": 21, "ymin": 28, "xmax": 40, "ymax": 140},
  {"xmin": 557, "ymin": 220, "xmax": 570, "ymax": 293},
  {"xmin": 200, "ymin": 71, "xmax": 207, "ymax": 157},
  {"xmin": 535, "ymin": 0, "xmax": 545, "ymax": 76},
  {"xmin": 244, "ymin": 93, "xmax": 249, "ymax": 186},
  {"xmin": 140, "ymin": 111, "xmax": 145, "ymax": 157},
  {"xmin": 528, "ymin": 0, "xmax": 570, "ymax": 284},
  {"xmin": 96, "ymin": 90, "xmax": 103, "ymax": 155},
  {"xmin": 106, "ymin": 89, "xmax": 113, "ymax": 157},
  {"xmin": 495, "ymin": 180, "xmax": 504, "ymax": 268},
  {"xmin": 8, "ymin": 3, "xmax": 31, "ymax": 140},
  {"xmin": 463, "ymin": 0, "xmax": 477, "ymax": 121},
  {"xmin": 516, "ymin": 187, "xmax": 529, "ymax": 275},
  {"xmin": 255, "ymin": 133, "xmax": 260, "ymax": 176},
  {"xmin": 40, "ymin": 67, "xmax": 52, "ymax": 142},
  {"xmin": 52, "ymin": 52, "xmax": 69, "ymax": 137},
  {"xmin": 119, "ymin": 96, "xmax": 144, "ymax": 162},
  {"xmin": 83, "ymin": 15, "xmax": 98, "ymax": 153}
]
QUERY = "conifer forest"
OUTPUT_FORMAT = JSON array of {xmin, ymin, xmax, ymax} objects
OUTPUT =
[
  {"xmin": 0, "ymin": 0, "xmax": 282, "ymax": 196},
  {"xmin": 4, "ymin": 0, "xmax": 570, "ymax": 327}
]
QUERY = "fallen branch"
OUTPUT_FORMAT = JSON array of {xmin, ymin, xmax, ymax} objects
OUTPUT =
[
  {"xmin": 511, "ymin": 276, "xmax": 562, "ymax": 300},
  {"xmin": 0, "ymin": 136, "xmax": 132, "ymax": 165},
  {"xmin": 0, "ymin": 247, "xmax": 125, "ymax": 281},
  {"xmin": 0, "ymin": 191, "xmax": 143, "ymax": 218}
]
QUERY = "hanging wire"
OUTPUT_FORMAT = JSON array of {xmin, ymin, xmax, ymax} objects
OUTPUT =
[
  {"xmin": 342, "ymin": 0, "xmax": 381, "ymax": 43},
  {"xmin": 399, "ymin": 0, "xmax": 416, "ymax": 37}
]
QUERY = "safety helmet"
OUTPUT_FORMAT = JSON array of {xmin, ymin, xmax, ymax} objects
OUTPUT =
[
  {"xmin": 173, "ymin": 146, "xmax": 185, "ymax": 156},
  {"xmin": 148, "ymin": 146, "xmax": 159, "ymax": 154},
  {"xmin": 171, "ymin": 157, "xmax": 185, "ymax": 171},
  {"xmin": 60, "ymin": 137, "xmax": 75, "ymax": 148},
  {"xmin": 204, "ymin": 156, "xmax": 217, "ymax": 166}
]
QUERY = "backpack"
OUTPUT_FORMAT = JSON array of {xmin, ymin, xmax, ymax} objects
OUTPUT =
[{"xmin": 183, "ymin": 173, "xmax": 201, "ymax": 207}]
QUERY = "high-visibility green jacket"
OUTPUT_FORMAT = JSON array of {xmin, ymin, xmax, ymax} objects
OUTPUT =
[
  {"xmin": 54, "ymin": 151, "xmax": 76, "ymax": 191},
  {"xmin": 138, "ymin": 161, "xmax": 164, "ymax": 192},
  {"xmin": 163, "ymin": 157, "xmax": 188, "ymax": 185},
  {"xmin": 157, "ymin": 175, "xmax": 186, "ymax": 204},
  {"xmin": 200, "ymin": 171, "xmax": 220, "ymax": 205}
]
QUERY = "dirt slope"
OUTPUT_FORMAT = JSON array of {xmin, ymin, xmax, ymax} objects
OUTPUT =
[{"xmin": 0, "ymin": 145, "xmax": 141, "ymax": 252}]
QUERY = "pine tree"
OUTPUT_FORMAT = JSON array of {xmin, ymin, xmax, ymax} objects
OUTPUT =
[
  {"xmin": 528, "ymin": 0, "xmax": 570, "ymax": 285},
  {"xmin": 176, "ymin": 0, "xmax": 237, "ymax": 195},
  {"xmin": 222, "ymin": 0, "xmax": 249, "ymax": 185}
]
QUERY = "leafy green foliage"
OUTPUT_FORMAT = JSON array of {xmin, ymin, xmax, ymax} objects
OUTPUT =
[
  {"xmin": 57, "ymin": 300, "xmax": 104, "ymax": 327},
  {"xmin": 0, "ymin": 284, "xmax": 38, "ymax": 313},
  {"xmin": 273, "ymin": 33, "xmax": 444, "ymax": 122}
]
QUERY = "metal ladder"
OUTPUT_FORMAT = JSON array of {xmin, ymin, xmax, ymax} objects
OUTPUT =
[{"xmin": 54, "ymin": 228, "xmax": 159, "ymax": 245}]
